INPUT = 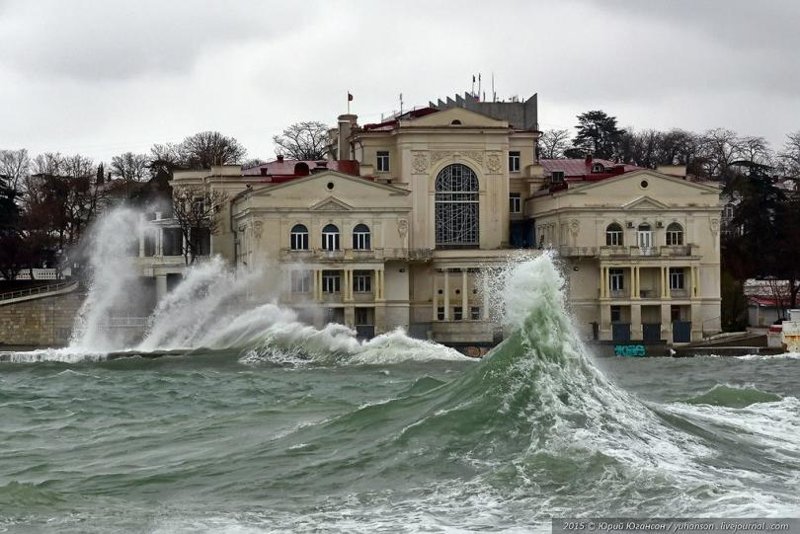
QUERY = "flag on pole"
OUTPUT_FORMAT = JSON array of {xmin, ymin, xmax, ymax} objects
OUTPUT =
[{"xmin": 347, "ymin": 92, "xmax": 353, "ymax": 101}]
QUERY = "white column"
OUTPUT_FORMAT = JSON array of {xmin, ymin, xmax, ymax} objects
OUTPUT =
[
  {"xmin": 155, "ymin": 274, "xmax": 168, "ymax": 301},
  {"xmin": 600, "ymin": 267, "xmax": 606, "ymax": 298},
  {"xmin": 482, "ymin": 270, "xmax": 489, "ymax": 320},
  {"xmin": 661, "ymin": 266, "xmax": 668, "ymax": 298},
  {"xmin": 443, "ymin": 269, "xmax": 450, "ymax": 321},
  {"xmin": 461, "ymin": 268, "xmax": 468, "ymax": 319},
  {"xmin": 314, "ymin": 269, "xmax": 321, "ymax": 301},
  {"xmin": 432, "ymin": 271, "xmax": 438, "ymax": 321}
]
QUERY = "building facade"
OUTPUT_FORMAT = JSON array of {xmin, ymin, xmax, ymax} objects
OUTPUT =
[
  {"xmin": 528, "ymin": 168, "xmax": 722, "ymax": 343},
  {"xmin": 135, "ymin": 95, "xmax": 722, "ymax": 348}
]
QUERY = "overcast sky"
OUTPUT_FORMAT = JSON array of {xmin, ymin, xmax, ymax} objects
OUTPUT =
[{"xmin": 1, "ymin": 0, "xmax": 798, "ymax": 164}]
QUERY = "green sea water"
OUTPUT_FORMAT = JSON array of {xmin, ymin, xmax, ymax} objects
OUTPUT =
[{"xmin": 1, "ymin": 242, "xmax": 799, "ymax": 532}]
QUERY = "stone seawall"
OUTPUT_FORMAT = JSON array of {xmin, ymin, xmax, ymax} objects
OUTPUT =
[{"xmin": 0, "ymin": 291, "xmax": 85, "ymax": 347}]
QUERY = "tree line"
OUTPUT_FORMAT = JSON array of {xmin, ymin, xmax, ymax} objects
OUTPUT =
[
  {"xmin": 540, "ymin": 111, "xmax": 800, "ymax": 182},
  {"xmin": 0, "ymin": 123, "xmax": 330, "ymax": 279}
]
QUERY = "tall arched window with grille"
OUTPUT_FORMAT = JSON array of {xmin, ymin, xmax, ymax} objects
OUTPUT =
[
  {"xmin": 606, "ymin": 222, "xmax": 624, "ymax": 246},
  {"xmin": 290, "ymin": 224, "xmax": 309, "ymax": 250},
  {"xmin": 322, "ymin": 224, "xmax": 340, "ymax": 251},
  {"xmin": 435, "ymin": 164, "xmax": 479, "ymax": 248},
  {"xmin": 352, "ymin": 223, "xmax": 371, "ymax": 250},
  {"xmin": 666, "ymin": 222, "xmax": 684, "ymax": 246}
]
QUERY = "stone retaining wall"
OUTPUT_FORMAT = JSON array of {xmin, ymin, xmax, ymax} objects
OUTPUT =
[{"xmin": 0, "ymin": 291, "xmax": 85, "ymax": 347}]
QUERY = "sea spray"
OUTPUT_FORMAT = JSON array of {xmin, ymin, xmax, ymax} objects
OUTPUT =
[
  {"xmin": 136, "ymin": 256, "xmax": 266, "ymax": 351},
  {"xmin": 69, "ymin": 208, "xmax": 146, "ymax": 351}
]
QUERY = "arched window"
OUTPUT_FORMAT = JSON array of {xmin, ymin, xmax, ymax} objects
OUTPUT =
[
  {"xmin": 290, "ymin": 224, "xmax": 308, "ymax": 250},
  {"xmin": 322, "ymin": 223, "xmax": 340, "ymax": 251},
  {"xmin": 606, "ymin": 223, "xmax": 623, "ymax": 246},
  {"xmin": 637, "ymin": 223, "xmax": 653, "ymax": 249},
  {"xmin": 352, "ymin": 223, "xmax": 371, "ymax": 250},
  {"xmin": 435, "ymin": 164, "xmax": 479, "ymax": 248},
  {"xmin": 666, "ymin": 222, "xmax": 683, "ymax": 246}
]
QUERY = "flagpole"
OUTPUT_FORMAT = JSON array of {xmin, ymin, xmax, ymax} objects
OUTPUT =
[{"xmin": 347, "ymin": 92, "xmax": 350, "ymax": 114}]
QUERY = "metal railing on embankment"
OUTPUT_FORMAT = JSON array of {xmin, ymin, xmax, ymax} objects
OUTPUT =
[{"xmin": 0, "ymin": 280, "xmax": 80, "ymax": 304}]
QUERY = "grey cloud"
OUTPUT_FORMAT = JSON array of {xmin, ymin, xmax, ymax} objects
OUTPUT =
[{"xmin": 0, "ymin": 0, "xmax": 315, "ymax": 81}]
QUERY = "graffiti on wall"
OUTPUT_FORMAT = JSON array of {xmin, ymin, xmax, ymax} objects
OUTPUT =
[{"xmin": 614, "ymin": 344, "xmax": 646, "ymax": 357}]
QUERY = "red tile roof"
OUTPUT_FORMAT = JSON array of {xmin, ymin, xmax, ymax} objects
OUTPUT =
[
  {"xmin": 539, "ymin": 157, "xmax": 642, "ymax": 180},
  {"xmin": 242, "ymin": 158, "xmax": 361, "ymax": 181}
]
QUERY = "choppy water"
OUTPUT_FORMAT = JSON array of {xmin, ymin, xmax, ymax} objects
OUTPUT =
[{"xmin": 1, "ymin": 237, "xmax": 799, "ymax": 532}]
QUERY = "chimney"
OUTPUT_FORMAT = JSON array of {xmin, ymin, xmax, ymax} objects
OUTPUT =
[
  {"xmin": 585, "ymin": 154, "xmax": 592, "ymax": 164},
  {"xmin": 337, "ymin": 114, "xmax": 357, "ymax": 160},
  {"xmin": 277, "ymin": 154, "xmax": 284, "ymax": 163}
]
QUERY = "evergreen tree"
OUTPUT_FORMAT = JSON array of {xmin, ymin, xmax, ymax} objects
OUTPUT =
[{"xmin": 571, "ymin": 110, "xmax": 626, "ymax": 160}]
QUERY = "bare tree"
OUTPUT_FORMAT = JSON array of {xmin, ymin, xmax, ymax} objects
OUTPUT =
[
  {"xmin": 149, "ymin": 142, "xmax": 188, "ymax": 179},
  {"xmin": 619, "ymin": 128, "xmax": 662, "ymax": 168},
  {"xmin": 698, "ymin": 128, "xmax": 744, "ymax": 181},
  {"xmin": 656, "ymin": 129, "xmax": 699, "ymax": 167},
  {"xmin": 110, "ymin": 152, "xmax": 150, "ymax": 181},
  {"xmin": 739, "ymin": 136, "xmax": 773, "ymax": 167},
  {"xmin": 778, "ymin": 131, "xmax": 800, "ymax": 179},
  {"xmin": 171, "ymin": 186, "xmax": 228, "ymax": 265},
  {"xmin": 0, "ymin": 149, "xmax": 30, "ymax": 193},
  {"xmin": 273, "ymin": 121, "xmax": 329, "ymax": 160},
  {"xmin": 538, "ymin": 129, "xmax": 571, "ymax": 159},
  {"xmin": 31, "ymin": 152, "xmax": 65, "ymax": 176},
  {"xmin": 181, "ymin": 131, "xmax": 246, "ymax": 169}
]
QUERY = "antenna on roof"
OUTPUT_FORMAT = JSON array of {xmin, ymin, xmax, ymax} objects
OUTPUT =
[
  {"xmin": 477, "ymin": 73, "xmax": 482, "ymax": 102},
  {"xmin": 399, "ymin": 93, "xmax": 404, "ymax": 116},
  {"xmin": 492, "ymin": 72, "xmax": 496, "ymax": 102}
]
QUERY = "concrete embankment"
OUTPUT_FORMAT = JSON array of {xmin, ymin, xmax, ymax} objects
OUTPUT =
[{"xmin": 0, "ymin": 282, "xmax": 84, "ymax": 347}]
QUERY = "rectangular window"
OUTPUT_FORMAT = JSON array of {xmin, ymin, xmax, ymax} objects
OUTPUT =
[
  {"xmin": 291, "ymin": 232, "xmax": 308, "ymax": 251},
  {"xmin": 666, "ymin": 230, "xmax": 683, "ymax": 246},
  {"xmin": 669, "ymin": 268, "xmax": 684, "ymax": 290},
  {"xmin": 509, "ymin": 193, "xmax": 521, "ymax": 214},
  {"xmin": 192, "ymin": 197, "xmax": 205, "ymax": 217},
  {"xmin": 163, "ymin": 227, "xmax": 183, "ymax": 256},
  {"xmin": 291, "ymin": 271, "xmax": 311, "ymax": 293},
  {"xmin": 551, "ymin": 171, "xmax": 565, "ymax": 183},
  {"xmin": 143, "ymin": 229, "xmax": 157, "ymax": 257},
  {"xmin": 610, "ymin": 305, "xmax": 622, "ymax": 322},
  {"xmin": 609, "ymin": 268, "xmax": 624, "ymax": 291},
  {"xmin": 453, "ymin": 306, "xmax": 463, "ymax": 321},
  {"xmin": 322, "ymin": 232, "xmax": 339, "ymax": 251},
  {"xmin": 355, "ymin": 307, "xmax": 370, "ymax": 325},
  {"xmin": 353, "ymin": 270, "xmax": 372, "ymax": 293},
  {"xmin": 190, "ymin": 227, "xmax": 210, "ymax": 256},
  {"xmin": 437, "ymin": 307, "xmax": 445, "ymax": 320},
  {"xmin": 322, "ymin": 270, "xmax": 341, "ymax": 293},
  {"xmin": 377, "ymin": 151, "xmax": 390, "ymax": 172},
  {"xmin": 606, "ymin": 229, "xmax": 623, "ymax": 246},
  {"xmin": 353, "ymin": 230, "xmax": 370, "ymax": 250},
  {"xmin": 471, "ymin": 306, "xmax": 481, "ymax": 320},
  {"xmin": 509, "ymin": 151, "xmax": 520, "ymax": 172}
]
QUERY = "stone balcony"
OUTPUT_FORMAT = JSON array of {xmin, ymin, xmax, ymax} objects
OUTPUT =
[
  {"xmin": 279, "ymin": 248, "xmax": 433, "ymax": 263},
  {"xmin": 560, "ymin": 244, "xmax": 697, "ymax": 258}
]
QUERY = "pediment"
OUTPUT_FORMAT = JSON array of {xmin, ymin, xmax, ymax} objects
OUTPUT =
[
  {"xmin": 310, "ymin": 196, "xmax": 353, "ymax": 211},
  {"xmin": 622, "ymin": 196, "xmax": 670, "ymax": 210},
  {"xmin": 408, "ymin": 107, "xmax": 509, "ymax": 129}
]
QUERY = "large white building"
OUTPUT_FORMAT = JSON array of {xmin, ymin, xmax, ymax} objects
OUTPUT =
[{"xmin": 136, "ymin": 93, "xmax": 722, "ymax": 349}]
